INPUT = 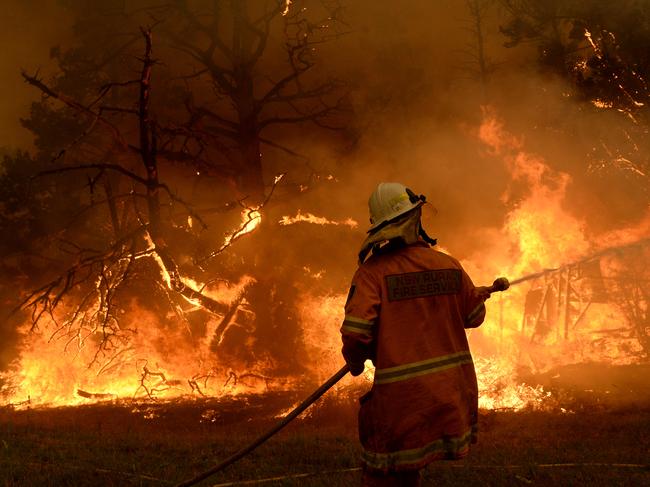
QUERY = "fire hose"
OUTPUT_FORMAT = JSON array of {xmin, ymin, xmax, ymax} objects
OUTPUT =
[{"xmin": 176, "ymin": 277, "xmax": 510, "ymax": 487}]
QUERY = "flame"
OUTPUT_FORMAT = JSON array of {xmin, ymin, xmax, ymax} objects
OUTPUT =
[
  {"xmin": 0, "ymin": 275, "xmax": 275, "ymax": 407},
  {"xmin": 475, "ymin": 357, "xmax": 550, "ymax": 410},
  {"xmin": 2, "ymin": 109, "xmax": 648, "ymax": 413},
  {"xmin": 464, "ymin": 108, "xmax": 650, "ymax": 409},
  {"xmin": 223, "ymin": 208, "xmax": 262, "ymax": 248},
  {"xmin": 279, "ymin": 211, "xmax": 358, "ymax": 228},
  {"xmin": 298, "ymin": 293, "xmax": 345, "ymax": 380},
  {"xmin": 584, "ymin": 29, "xmax": 599, "ymax": 54},
  {"xmin": 476, "ymin": 108, "xmax": 590, "ymax": 276},
  {"xmin": 282, "ymin": 0, "xmax": 292, "ymax": 16}
]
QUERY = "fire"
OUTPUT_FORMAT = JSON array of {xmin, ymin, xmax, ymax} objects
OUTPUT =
[
  {"xmin": 0, "ymin": 203, "xmax": 271, "ymax": 409},
  {"xmin": 224, "ymin": 208, "xmax": 262, "ymax": 248},
  {"xmin": 464, "ymin": 108, "xmax": 650, "ymax": 409},
  {"xmin": 282, "ymin": 0, "xmax": 292, "ymax": 16},
  {"xmin": 279, "ymin": 211, "xmax": 358, "ymax": 228},
  {"xmin": 1, "ymin": 110, "xmax": 648, "ymax": 415},
  {"xmin": 0, "ymin": 198, "xmax": 275, "ymax": 408},
  {"xmin": 475, "ymin": 357, "xmax": 550, "ymax": 410},
  {"xmin": 475, "ymin": 108, "xmax": 591, "ymax": 277},
  {"xmin": 0, "ymin": 274, "xmax": 268, "ymax": 407},
  {"xmin": 298, "ymin": 293, "xmax": 346, "ymax": 382}
]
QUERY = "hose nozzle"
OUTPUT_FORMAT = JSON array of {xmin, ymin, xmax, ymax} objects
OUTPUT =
[{"xmin": 490, "ymin": 277, "xmax": 510, "ymax": 293}]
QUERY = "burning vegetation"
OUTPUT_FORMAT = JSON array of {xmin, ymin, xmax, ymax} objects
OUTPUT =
[{"xmin": 0, "ymin": 1, "xmax": 649, "ymax": 422}]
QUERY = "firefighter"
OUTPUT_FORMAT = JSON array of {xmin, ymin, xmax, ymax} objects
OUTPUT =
[{"xmin": 341, "ymin": 182, "xmax": 491, "ymax": 486}]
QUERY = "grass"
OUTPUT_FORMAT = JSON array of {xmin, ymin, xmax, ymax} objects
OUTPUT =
[{"xmin": 1, "ymin": 390, "xmax": 649, "ymax": 486}]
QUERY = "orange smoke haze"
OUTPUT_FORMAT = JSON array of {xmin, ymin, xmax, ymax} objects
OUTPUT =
[
  {"xmin": 2, "ymin": 1, "xmax": 72, "ymax": 148},
  {"xmin": 1, "ymin": 1, "xmax": 649, "ymax": 410}
]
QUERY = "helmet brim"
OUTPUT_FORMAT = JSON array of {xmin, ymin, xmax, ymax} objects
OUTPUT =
[{"xmin": 367, "ymin": 201, "xmax": 424, "ymax": 233}]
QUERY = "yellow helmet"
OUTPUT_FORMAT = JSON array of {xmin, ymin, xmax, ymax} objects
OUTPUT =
[{"xmin": 368, "ymin": 182, "xmax": 426, "ymax": 232}]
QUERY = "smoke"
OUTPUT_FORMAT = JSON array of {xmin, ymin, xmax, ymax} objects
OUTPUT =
[
  {"xmin": 1, "ymin": 1, "xmax": 649, "ymax": 405},
  {"xmin": 1, "ymin": 1, "xmax": 72, "ymax": 149},
  {"xmin": 282, "ymin": 0, "xmax": 650, "ymax": 255},
  {"xmin": 4, "ymin": 1, "xmax": 647, "ymax": 229}
]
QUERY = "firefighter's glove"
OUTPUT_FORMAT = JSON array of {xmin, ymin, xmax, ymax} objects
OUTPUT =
[
  {"xmin": 348, "ymin": 362, "xmax": 365, "ymax": 377},
  {"xmin": 475, "ymin": 286, "xmax": 492, "ymax": 301}
]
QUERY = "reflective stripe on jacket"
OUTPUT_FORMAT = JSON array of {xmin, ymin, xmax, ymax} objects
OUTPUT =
[{"xmin": 340, "ymin": 241, "xmax": 486, "ymax": 472}]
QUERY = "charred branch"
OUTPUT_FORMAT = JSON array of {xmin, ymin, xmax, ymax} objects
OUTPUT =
[
  {"xmin": 223, "ymin": 370, "xmax": 274, "ymax": 389},
  {"xmin": 210, "ymin": 282, "xmax": 253, "ymax": 351},
  {"xmin": 163, "ymin": 0, "xmax": 347, "ymax": 200},
  {"xmin": 34, "ymin": 164, "xmax": 207, "ymax": 231},
  {"xmin": 21, "ymin": 70, "xmax": 128, "ymax": 149},
  {"xmin": 179, "ymin": 286, "xmax": 229, "ymax": 315},
  {"xmin": 135, "ymin": 362, "xmax": 183, "ymax": 400},
  {"xmin": 20, "ymin": 225, "xmax": 147, "ymax": 319},
  {"xmin": 259, "ymin": 91, "xmax": 347, "ymax": 129},
  {"xmin": 76, "ymin": 389, "xmax": 115, "ymax": 400},
  {"xmin": 196, "ymin": 173, "xmax": 284, "ymax": 265}
]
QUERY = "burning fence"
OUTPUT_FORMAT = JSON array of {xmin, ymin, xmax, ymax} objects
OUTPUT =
[{"xmin": 1, "ymin": 112, "xmax": 648, "ymax": 411}]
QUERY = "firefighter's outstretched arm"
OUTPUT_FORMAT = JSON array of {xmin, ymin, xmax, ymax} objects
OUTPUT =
[{"xmin": 465, "ymin": 276, "xmax": 509, "ymax": 328}]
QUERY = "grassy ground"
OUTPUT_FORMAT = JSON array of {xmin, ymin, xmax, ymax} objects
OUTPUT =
[{"xmin": 1, "ymin": 390, "xmax": 649, "ymax": 486}]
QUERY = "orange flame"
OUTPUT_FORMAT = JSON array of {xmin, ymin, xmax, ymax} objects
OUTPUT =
[
  {"xmin": 2, "ymin": 109, "xmax": 648, "ymax": 412},
  {"xmin": 465, "ymin": 108, "xmax": 649, "ymax": 409},
  {"xmin": 279, "ymin": 211, "xmax": 358, "ymax": 228},
  {"xmin": 224, "ymin": 208, "xmax": 262, "ymax": 248}
]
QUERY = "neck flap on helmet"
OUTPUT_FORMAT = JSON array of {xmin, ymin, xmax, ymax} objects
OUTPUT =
[{"xmin": 358, "ymin": 206, "xmax": 437, "ymax": 264}]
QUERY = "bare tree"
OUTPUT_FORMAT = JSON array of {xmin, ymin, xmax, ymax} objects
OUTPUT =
[
  {"xmin": 4, "ymin": 1, "xmax": 350, "ymax": 399},
  {"xmin": 160, "ymin": 0, "xmax": 348, "ymax": 204},
  {"xmin": 20, "ymin": 28, "xmax": 238, "ymax": 368},
  {"xmin": 465, "ymin": 0, "xmax": 495, "ymax": 95},
  {"xmin": 498, "ymin": 0, "xmax": 650, "ymax": 195}
]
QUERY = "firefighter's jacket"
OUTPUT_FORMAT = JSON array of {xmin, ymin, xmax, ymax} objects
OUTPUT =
[{"xmin": 341, "ymin": 241, "xmax": 486, "ymax": 472}]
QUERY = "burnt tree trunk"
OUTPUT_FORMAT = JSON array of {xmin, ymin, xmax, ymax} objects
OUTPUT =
[
  {"xmin": 233, "ymin": 68, "xmax": 264, "ymax": 204},
  {"xmin": 102, "ymin": 175, "xmax": 121, "ymax": 240},
  {"xmin": 232, "ymin": 2, "xmax": 265, "ymax": 205},
  {"xmin": 138, "ymin": 28, "xmax": 183, "ymax": 290},
  {"xmin": 236, "ymin": 130, "xmax": 264, "ymax": 206},
  {"xmin": 139, "ymin": 30, "xmax": 161, "ymax": 236}
]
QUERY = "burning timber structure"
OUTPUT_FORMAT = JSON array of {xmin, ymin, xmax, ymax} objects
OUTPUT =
[{"xmin": 510, "ymin": 237, "xmax": 650, "ymax": 355}]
